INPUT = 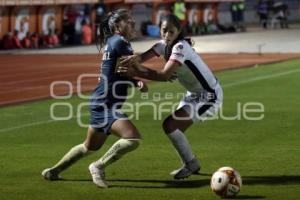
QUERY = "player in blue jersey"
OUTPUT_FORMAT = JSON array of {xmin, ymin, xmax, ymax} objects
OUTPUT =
[
  {"xmin": 118, "ymin": 14, "xmax": 223, "ymax": 180},
  {"xmin": 42, "ymin": 9, "xmax": 147, "ymax": 188}
]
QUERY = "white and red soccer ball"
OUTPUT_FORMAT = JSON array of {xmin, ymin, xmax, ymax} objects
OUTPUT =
[{"xmin": 210, "ymin": 166, "xmax": 242, "ymax": 198}]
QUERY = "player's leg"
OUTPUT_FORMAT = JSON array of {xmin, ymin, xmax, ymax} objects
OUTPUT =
[
  {"xmin": 162, "ymin": 105, "xmax": 201, "ymax": 179},
  {"xmin": 89, "ymin": 118, "xmax": 141, "ymax": 188},
  {"xmin": 42, "ymin": 127, "xmax": 107, "ymax": 180},
  {"xmin": 93, "ymin": 119, "xmax": 141, "ymax": 168},
  {"xmin": 166, "ymin": 86, "xmax": 223, "ymax": 180}
]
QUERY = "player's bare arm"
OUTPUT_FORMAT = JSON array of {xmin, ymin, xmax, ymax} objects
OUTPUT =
[
  {"xmin": 118, "ymin": 60, "xmax": 180, "ymax": 81},
  {"xmin": 120, "ymin": 48, "xmax": 157, "ymax": 66}
]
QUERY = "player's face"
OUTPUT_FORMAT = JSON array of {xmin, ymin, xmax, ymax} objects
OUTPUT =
[
  {"xmin": 160, "ymin": 20, "xmax": 181, "ymax": 45},
  {"xmin": 116, "ymin": 14, "xmax": 136, "ymax": 40}
]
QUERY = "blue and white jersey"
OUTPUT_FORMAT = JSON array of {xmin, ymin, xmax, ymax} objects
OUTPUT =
[
  {"xmin": 151, "ymin": 39, "xmax": 220, "ymax": 95},
  {"xmin": 91, "ymin": 34, "xmax": 134, "ymax": 109}
]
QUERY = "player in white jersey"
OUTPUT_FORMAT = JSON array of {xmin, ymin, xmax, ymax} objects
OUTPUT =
[{"xmin": 118, "ymin": 14, "xmax": 223, "ymax": 179}]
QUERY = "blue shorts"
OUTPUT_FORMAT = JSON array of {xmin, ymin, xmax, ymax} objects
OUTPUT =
[{"xmin": 89, "ymin": 107, "xmax": 127, "ymax": 135}]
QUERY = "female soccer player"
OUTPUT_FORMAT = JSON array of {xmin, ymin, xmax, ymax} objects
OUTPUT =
[
  {"xmin": 118, "ymin": 14, "xmax": 223, "ymax": 180},
  {"xmin": 42, "ymin": 9, "xmax": 147, "ymax": 188}
]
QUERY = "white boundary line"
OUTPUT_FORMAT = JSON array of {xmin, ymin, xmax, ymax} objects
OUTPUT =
[
  {"xmin": 1, "ymin": 68, "xmax": 300, "ymax": 133},
  {"xmin": 222, "ymin": 68, "xmax": 300, "ymax": 88},
  {"xmin": 0, "ymin": 113, "xmax": 90, "ymax": 133},
  {"xmin": 0, "ymin": 119, "xmax": 55, "ymax": 133}
]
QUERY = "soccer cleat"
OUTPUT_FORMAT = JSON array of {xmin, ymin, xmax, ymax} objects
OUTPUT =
[
  {"xmin": 89, "ymin": 162, "xmax": 108, "ymax": 188},
  {"xmin": 41, "ymin": 168, "xmax": 60, "ymax": 181},
  {"xmin": 170, "ymin": 157, "xmax": 201, "ymax": 180}
]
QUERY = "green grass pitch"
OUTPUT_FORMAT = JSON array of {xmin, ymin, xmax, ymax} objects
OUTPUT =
[{"xmin": 0, "ymin": 59, "xmax": 299, "ymax": 200}]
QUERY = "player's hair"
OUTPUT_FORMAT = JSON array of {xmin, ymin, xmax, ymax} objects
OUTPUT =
[
  {"xmin": 160, "ymin": 14, "xmax": 193, "ymax": 61},
  {"xmin": 96, "ymin": 9, "xmax": 130, "ymax": 52}
]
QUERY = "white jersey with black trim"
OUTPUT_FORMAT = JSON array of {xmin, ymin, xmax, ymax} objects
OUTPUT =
[{"xmin": 152, "ymin": 40, "xmax": 220, "ymax": 94}]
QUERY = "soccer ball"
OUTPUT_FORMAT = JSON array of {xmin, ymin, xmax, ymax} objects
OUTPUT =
[{"xmin": 210, "ymin": 166, "xmax": 242, "ymax": 198}]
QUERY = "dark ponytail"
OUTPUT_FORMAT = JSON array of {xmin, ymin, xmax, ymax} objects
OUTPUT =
[
  {"xmin": 160, "ymin": 14, "xmax": 193, "ymax": 61},
  {"xmin": 96, "ymin": 9, "xmax": 130, "ymax": 52},
  {"xmin": 96, "ymin": 12, "xmax": 113, "ymax": 52}
]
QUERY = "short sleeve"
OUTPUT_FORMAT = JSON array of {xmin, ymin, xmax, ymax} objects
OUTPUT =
[
  {"xmin": 151, "ymin": 40, "xmax": 166, "ymax": 57},
  {"xmin": 169, "ymin": 42, "xmax": 186, "ymax": 65}
]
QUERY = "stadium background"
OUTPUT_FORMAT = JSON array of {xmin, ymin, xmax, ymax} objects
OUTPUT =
[{"xmin": 1, "ymin": 0, "xmax": 299, "ymax": 41}]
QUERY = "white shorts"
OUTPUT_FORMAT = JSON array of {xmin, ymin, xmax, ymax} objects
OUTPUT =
[{"xmin": 177, "ymin": 85, "xmax": 223, "ymax": 122}]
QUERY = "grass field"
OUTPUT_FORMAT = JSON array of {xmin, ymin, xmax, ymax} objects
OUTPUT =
[{"xmin": 0, "ymin": 59, "xmax": 300, "ymax": 200}]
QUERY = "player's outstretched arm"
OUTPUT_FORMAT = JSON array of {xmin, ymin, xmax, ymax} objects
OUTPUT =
[
  {"xmin": 118, "ymin": 60, "xmax": 180, "ymax": 82},
  {"xmin": 139, "ymin": 48, "xmax": 158, "ymax": 62},
  {"xmin": 120, "ymin": 48, "xmax": 156, "ymax": 67}
]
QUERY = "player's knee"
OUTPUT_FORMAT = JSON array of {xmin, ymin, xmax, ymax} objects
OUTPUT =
[
  {"xmin": 125, "ymin": 138, "xmax": 140, "ymax": 151},
  {"xmin": 162, "ymin": 117, "xmax": 176, "ymax": 134},
  {"xmin": 84, "ymin": 141, "xmax": 101, "ymax": 151},
  {"xmin": 117, "ymin": 138, "xmax": 140, "ymax": 155},
  {"xmin": 122, "ymin": 129, "xmax": 142, "ymax": 140},
  {"xmin": 86, "ymin": 145, "xmax": 100, "ymax": 151}
]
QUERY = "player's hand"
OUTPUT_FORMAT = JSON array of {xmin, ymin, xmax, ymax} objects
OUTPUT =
[
  {"xmin": 120, "ymin": 55, "xmax": 141, "ymax": 67},
  {"xmin": 137, "ymin": 80, "xmax": 148, "ymax": 93},
  {"xmin": 116, "ymin": 63, "xmax": 137, "ymax": 77},
  {"xmin": 168, "ymin": 72, "xmax": 177, "ymax": 82},
  {"xmin": 117, "ymin": 55, "xmax": 141, "ymax": 77}
]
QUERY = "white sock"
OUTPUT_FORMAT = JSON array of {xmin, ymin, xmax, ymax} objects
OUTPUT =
[
  {"xmin": 93, "ymin": 138, "xmax": 140, "ymax": 168},
  {"xmin": 51, "ymin": 143, "xmax": 91, "ymax": 174},
  {"xmin": 167, "ymin": 129, "xmax": 194, "ymax": 164}
]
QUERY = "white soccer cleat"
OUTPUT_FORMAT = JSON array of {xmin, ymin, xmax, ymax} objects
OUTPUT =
[
  {"xmin": 41, "ymin": 168, "xmax": 60, "ymax": 181},
  {"xmin": 170, "ymin": 157, "xmax": 201, "ymax": 180},
  {"xmin": 89, "ymin": 162, "xmax": 108, "ymax": 188}
]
